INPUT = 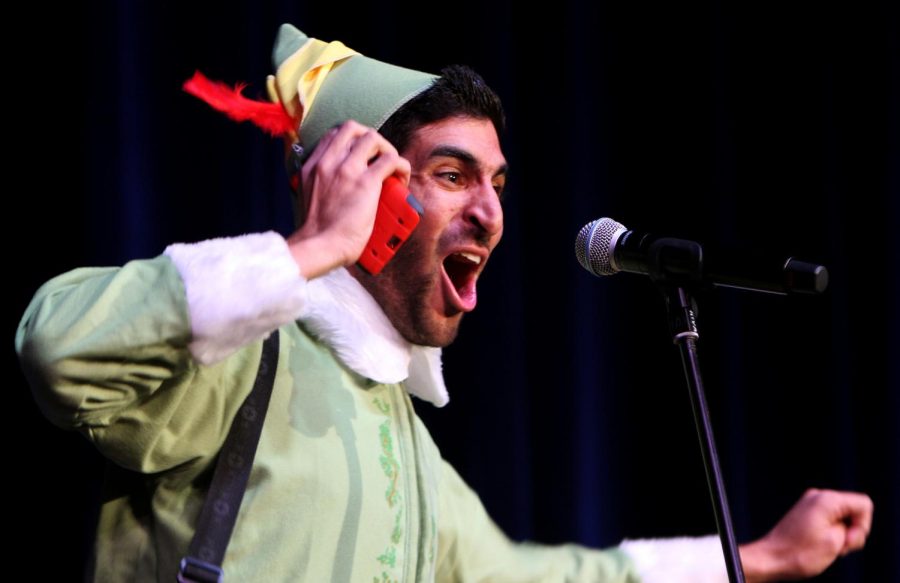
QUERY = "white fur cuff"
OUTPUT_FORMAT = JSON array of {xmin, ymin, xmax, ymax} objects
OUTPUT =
[
  {"xmin": 619, "ymin": 535, "xmax": 728, "ymax": 583},
  {"xmin": 165, "ymin": 231, "xmax": 307, "ymax": 365}
]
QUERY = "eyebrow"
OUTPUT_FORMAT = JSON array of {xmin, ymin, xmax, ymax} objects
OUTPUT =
[{"xmin": 429, "ymin": 145, "xmax": 509, "ymax": 179}]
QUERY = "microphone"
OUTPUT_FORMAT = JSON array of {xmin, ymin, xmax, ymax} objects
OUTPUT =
[{"xmin": 575, "ymin": 217, "xmax": 828, "ymax": 295}]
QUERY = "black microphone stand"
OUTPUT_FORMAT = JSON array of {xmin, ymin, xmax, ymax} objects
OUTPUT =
[
  {"xmin": 661, "ymin": 285, "xmax": 745, "ymax": 583},
  {"xmin": 647, "ymin": 238, "xmax": 745, "ymax": 583}
]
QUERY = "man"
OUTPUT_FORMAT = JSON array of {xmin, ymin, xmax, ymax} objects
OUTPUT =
[{"xmin": 16, "ymin": 23, "xmax": 872, "ymax": 582}]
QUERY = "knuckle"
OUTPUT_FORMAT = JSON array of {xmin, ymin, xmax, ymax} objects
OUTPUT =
[
  {"xmin": 335, "ymin": 164, "xmax": 356, "ymax": 181},
  {"xmin": 343, "ymin": 119, "xmax": 364, "ymax": 132},
  {"xmin": 379, "ymin": 149, "xmax": 399, "ymax": 163},
  {"xmin": 382, "ymin": 140, "xmax": 399, "ymax": 156},
  {"xmin": 357, "ymin": 129, "xmax": 378, "ymax": 145}
]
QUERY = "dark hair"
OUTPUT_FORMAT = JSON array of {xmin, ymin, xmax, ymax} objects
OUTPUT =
[{"xmin": 379, "ymin": 64, "xmax": 506, "ymax": 152}]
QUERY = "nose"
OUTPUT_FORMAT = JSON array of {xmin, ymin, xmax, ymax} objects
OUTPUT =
[{"xmin": 465, "ymin": 179, "xmax": 503, "ymax": 239}]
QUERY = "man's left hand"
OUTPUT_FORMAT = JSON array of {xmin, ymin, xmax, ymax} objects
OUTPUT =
[{"xmin": 739, "ymin": 488, "xmax": 874, "ymax": 582}]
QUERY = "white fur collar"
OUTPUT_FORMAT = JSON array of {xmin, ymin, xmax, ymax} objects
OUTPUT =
[{"xmin": 298, "ymin": 267, "xmax": 449, "ymax": 407}]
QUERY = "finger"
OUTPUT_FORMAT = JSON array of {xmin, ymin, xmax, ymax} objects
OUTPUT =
[
  {"xmin": 322, "ymin": 120, "xmax": 376, "ymax": 160},
  {"xmin": 303, "ymin": 121, "xmax": 372, "ymax": 182},
  {"xmin": 835, "ymin": 492, "xmax": 874, "ymax": 532},
  {"xmin": 825, "ymin": 491, "xmax": 873, "ymax": 556},
  {"xmin": 366, "ymin": 150, "xmax": 411, "ymax": 185},
  {"xmin": 340, "ymin": 128, "xmax": 399, "ymax": 172},
  {"xmin": 842, "ymin": 524, "xmax": 869, "ymax": 555},
  {"xmin": 391, "ymin": 155, "xmax": 412, "ymax": 185},
  {"xmin": 302, "ymin": 125, "xmax": 342, "ymax": 171}
]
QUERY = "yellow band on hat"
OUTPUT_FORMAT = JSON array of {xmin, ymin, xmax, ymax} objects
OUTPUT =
[{"xmin": 266, "ymin": 37, "xmax": 359, "ymax": 134}]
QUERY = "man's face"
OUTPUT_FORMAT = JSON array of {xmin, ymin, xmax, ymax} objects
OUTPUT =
[{"xmin": 354, "ymin": 116, "xmax": 507, "ymax": 347}]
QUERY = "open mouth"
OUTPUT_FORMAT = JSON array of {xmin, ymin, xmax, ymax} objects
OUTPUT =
[{"xmin": 442, "ymin": 252, "xmax": 483, "ymax": 312}]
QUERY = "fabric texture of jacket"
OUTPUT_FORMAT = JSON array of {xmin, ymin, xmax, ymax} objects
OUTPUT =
[{"xmin": 16, "ymin": 232, "xmax": 725, "ymax": 582}]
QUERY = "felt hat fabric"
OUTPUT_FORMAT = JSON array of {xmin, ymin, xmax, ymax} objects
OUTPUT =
[{"xmin": 266, "ymin": 24, "xmax": 438, "ymax": 155}]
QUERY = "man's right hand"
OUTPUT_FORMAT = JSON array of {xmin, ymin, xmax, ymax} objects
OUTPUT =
[{"xmin": 285, "ymin": 120, "xmax": 411, "ymax": 279}]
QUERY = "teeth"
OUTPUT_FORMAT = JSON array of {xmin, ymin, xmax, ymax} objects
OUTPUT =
[{"xmin": 455, "ymin": 252, "xmax": 482, "ymax": 265}]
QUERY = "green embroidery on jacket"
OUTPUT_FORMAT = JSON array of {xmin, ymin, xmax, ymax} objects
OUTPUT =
[
  {"xmin": 391, "ymin": 506, "xmax": 403, "ymax": 544},
  {"xmin": 373, "ymin": 395, "xmax": 403, "ymax": 581},
  {"xmin": 373, "ymin": 396, "xmax": 390, "ymax": 414},
  {"xmin": 374, "ymin": 572, "xmax": 398, "ymax": 583},
  {"xmin": 378, "ymin": 420, "xmax": 400, "ymax": 507},
  {"xmin": 376, "ymin": 546, "xmax": 397, "ymax": 568}
]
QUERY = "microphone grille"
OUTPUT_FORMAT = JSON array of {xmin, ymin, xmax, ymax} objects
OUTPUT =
[{"xmin": 575, "ymin": 217, "xmax": 625, "ymax": 276}]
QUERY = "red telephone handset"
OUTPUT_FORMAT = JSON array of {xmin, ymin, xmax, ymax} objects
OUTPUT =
[{"xmin": 357, "ymin": 175, "xmax": 424, "ymax": 275}]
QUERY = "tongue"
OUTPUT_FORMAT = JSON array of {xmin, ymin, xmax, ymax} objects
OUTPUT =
[
  {"xmin": 455, "ymin": 274, "xmax": 477, "ymax": 309},
  {"xmin": 444, "ymin": 259, "xmax": 478, "ymax": 311}
]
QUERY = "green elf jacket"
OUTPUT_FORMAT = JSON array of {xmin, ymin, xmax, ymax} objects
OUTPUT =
[{"xmin": 16, "ymin": 232, "xmax": 725, "ymax": 583}]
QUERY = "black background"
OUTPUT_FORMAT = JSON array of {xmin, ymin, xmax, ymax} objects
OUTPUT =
[{"xmin": 11, "ymin": 1, "xmax": 897, "ymax": 580}]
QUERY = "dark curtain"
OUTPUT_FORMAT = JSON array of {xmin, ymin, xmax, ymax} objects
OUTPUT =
[{"xmin": 12, "ymin": 1, "xmax": 897, "ymax": 580}]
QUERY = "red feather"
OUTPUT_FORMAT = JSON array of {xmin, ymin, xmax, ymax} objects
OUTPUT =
[{"xmin": 183, "ymin": 71, "xmax": 296, "ymax": 138}]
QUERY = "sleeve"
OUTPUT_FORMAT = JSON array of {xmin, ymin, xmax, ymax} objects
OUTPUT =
[
  {"xmin": 15, "ymin": 231, "xmax": 308, "ymax": 474},
  {"xmin": 435, "ymin": 460, "xmax": 640, "ymax": 583},
  {"xmin": 435, "ymin": 461, "xmax": 728, "ymax": 583}
]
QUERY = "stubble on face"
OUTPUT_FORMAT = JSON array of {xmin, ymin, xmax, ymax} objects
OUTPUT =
[
  {"xmin": 351, "ymin": 116, "xmax": 506, "ymax": 348},
  {"xmin": 353, "ymin": 233, "xmax": 461, "ymax": 347}
]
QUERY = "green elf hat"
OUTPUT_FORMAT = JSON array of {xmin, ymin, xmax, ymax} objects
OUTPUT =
[
  {"xmin": 182, "ymin": 23, "xmax": 437, "ymax": 165},
  {"xmin": 266, "ymin": 24, "xmax": 438, "ymax": 157}
]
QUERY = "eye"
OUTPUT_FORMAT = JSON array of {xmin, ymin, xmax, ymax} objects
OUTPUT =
[
  {"xmin": 439, "ymin": 171, "xmax": 461, "ymax": 184},
  {"xmin": 493, "ymin": 181, "xmax": 506, "ymax": 201},
  {"xmin": 436, "ymin": 170, "xmax": 466, "ymax": 189}
]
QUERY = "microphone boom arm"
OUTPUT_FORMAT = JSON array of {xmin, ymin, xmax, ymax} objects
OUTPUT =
[{"xmin": 577, "ymin": 217, "xmax": 829, "ymax": 295}]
